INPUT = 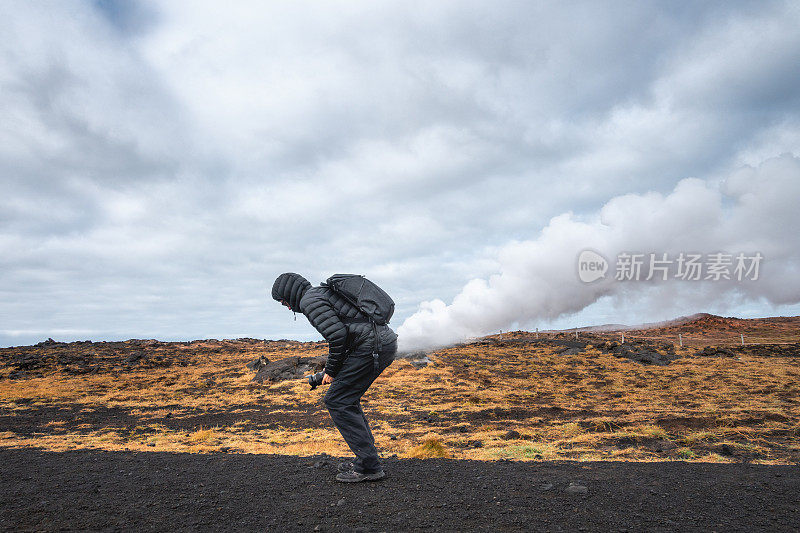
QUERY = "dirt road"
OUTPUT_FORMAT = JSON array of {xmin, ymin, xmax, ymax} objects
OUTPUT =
[{"xmin": 1, "ymin": 449, "xmax": 797, "ymax": 532}]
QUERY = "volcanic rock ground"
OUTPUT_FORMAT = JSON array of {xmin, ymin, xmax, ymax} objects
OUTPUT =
[{"xmin": 1, "ymin": 448, "xmax": 798, "ymax": 532}]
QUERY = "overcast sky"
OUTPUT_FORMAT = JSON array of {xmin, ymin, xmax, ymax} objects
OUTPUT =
[{"xmin": 2, "ymin": 1, "xmax": 799, "ymax": 347}]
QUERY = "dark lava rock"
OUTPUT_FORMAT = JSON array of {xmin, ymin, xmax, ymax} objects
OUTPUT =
[
  {"xmin": 650, "ymin": 439, "xmax": 678, "ymax": 453},
  {"xmin": 125, "ymin": 352, "xmax": 145, "ymax": 364},
  {"xmin": 740, "ymin": 343, "xmax": 800, "ymax": 357},
  {"xmin": 252, "ymin": 356, "xmax": 327, "ymax": 383},
  {"xmin": 615, "ymin": 436, "xmax": 639, "ymax": 449},
  {"xmin": 596, "ymin": 340, "xmax": 679, "ymax": 365},
  {"xmin": 409, "ymin": 356, "xmax": 432, "ymax": 369},
  {"xmin": 15, "ymin": 356, "xmax": 42, "ymax": 371},
  {"xmin": 558, "ymin": 347, "xmax": 584, "ymax": 356},
  {"xmin": 695, "ymin": 346, "xmax": 737, "ymax": 357},
  {"xmin": 245, "ymin": 356, "xmax": 270, "ymax": 371},
  {"xmin": 719, "ymin": 444, "xmax": 735, "ymax": 456},
  {"xmin": 502, "ymin": 430, "xmax": 522, "ymax": 440}
]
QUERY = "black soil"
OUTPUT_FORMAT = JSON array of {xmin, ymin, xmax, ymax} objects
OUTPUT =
[{"xmin": 1, "ymin": 449, "xmax": 797, "ymax": 532}]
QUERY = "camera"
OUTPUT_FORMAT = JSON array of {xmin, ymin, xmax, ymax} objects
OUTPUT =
[{"xmin": 307, "ymin": 371, "xmax": 325, "ymax": 390}]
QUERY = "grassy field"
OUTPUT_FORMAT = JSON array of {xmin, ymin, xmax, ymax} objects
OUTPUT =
[{"xmin": 1, "ymin": 317, "xmax": 798, "ymax": 465}]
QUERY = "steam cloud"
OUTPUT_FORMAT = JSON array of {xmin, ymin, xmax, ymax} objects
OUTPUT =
[{"xmin": 397, "ymin": 154, "xmax": 800, "ymax": 352}]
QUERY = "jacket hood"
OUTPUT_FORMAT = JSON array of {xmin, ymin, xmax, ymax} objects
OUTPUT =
[{"xmin": 271, "ymin": 272, "xmax": 311, "ymax": 312}]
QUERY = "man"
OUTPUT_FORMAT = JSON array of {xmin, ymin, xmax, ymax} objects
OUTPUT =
[{"xmin": 271, "ymin": 272, "xmax": 398, "ymax": 482}]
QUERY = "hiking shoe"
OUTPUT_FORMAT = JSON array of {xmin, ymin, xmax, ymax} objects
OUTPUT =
[
  {"xmin": 336, "ymin": 470, "xmax": 386, "ymax": 483},
  {"xmin": 337, "ymin": 460, "xmax": 355, "ymax": 473}
]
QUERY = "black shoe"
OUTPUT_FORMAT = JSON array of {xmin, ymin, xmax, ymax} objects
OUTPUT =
[
  {"xmin": 336, "ymin": 470, "xmax": 386, "ymax": 483},
  {"xmin": 337, "ymin": 460, "xmax": 355, "ymax": 473}
]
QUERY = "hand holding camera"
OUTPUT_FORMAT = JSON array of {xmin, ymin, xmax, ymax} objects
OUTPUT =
[{"xmin": 307, "ymin": 371, "xmax": 333, "ymax": 390}]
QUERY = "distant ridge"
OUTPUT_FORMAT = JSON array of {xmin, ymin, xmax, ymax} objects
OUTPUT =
[
  {"xmin": 527, "ymin": 313, "xmax": 800, "ymax": 343},
  {"xmin": 538, "ymin": 313, "xmax": 712, "ymax": 333},
  {"xmin": 482, "ymin": 313, "xmax": 799, "ymax": 347},
  {"xmin": 576, "ymin": 313, "xmax": 713, "ymax": 332},
  {"xmin": 539, "ymin": 312, "xmax": 800, "ymax": 335}
]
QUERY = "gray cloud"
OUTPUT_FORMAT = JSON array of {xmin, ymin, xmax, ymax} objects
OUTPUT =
[
  {"xmin": 399, "ymin": 154, "xmax": 800, "ymax": 351},
  {"xmin": 1, "ymin": 1, "xmax": 799, "ymax": 347}
]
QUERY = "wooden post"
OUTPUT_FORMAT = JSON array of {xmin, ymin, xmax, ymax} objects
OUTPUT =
[
  {"xmin": 740, "ymin": 334, "xmax": 744, "ymax": 346},
  {"xmin": 535, "ymin": 327, "xmax": 539, "ymax": 339},
  {"xmin": 575, "ymin": 330, "xmax": 578, "ymax": 340},
  {"xmin": 621, "ymin": 333, "xmax": 625, "ymax": 344},
  {"xmin": 678, "ymin": 333, "xmax": 683, "ymax": 347},
  {"xmin": 499, "ymin": 330, "xmax": 503, "ymax": 340}
]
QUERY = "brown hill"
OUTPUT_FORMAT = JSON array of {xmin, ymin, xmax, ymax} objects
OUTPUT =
[{"xmin": 547, "ymin": 313, "xmax": 800, "ymax": 346}]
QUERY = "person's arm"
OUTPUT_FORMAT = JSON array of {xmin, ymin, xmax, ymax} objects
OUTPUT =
[{"xmin": 302, "ymin": 293, "xmax": 348, "ymax": 377}]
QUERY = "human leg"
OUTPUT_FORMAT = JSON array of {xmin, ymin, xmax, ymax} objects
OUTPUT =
[
  {"xmin": 325, "ymin": 342, "xmax": 397, "ymax": 476},
  {"xmin": 324, "ymin": 375, "xmax": 382, "ymax": 474}
]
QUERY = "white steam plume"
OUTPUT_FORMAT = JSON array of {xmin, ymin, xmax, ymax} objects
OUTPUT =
[{"xmin": 397, "ymin": 154, "xmax": 800, "ymax": 352}]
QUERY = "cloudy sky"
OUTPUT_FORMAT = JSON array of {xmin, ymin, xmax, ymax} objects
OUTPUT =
[{"xmin": 2, "ymin": 1, "xmax": 799, "ymax": 348}]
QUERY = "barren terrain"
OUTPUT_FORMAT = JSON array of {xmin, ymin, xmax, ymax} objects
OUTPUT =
[{"xmin": 1, "ymin": 314, "xmax": 799, "ymax": 530}]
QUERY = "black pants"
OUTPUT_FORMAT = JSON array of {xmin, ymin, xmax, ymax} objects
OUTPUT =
[{"xmin": 324, "ymin": 340, "xmax": 396, "ymax": 474}]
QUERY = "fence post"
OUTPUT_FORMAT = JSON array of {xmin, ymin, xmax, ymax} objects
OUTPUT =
[
  {"xmin": 575, "ymin": 330, "xmax": 578, "ymax": 340},
  {"xmin": 535, "ymin": 327, "xmax": 539, "ymax": 339},
  {"xmin": 740, "ymin": 334, "xmax": 744, "ymax": 346},
  {"xmin": 499, "ymin": 330, "xmax": 503, "ymax": 340},
  {"xmin": 679, "ymin": 333, "xmax": 683, "ymax": 347},
  {"xmin": 621, "ymin": 333, "xmax": 625, "ymax": 344}
]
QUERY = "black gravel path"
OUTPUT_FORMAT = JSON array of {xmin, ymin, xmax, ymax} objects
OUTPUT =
[{"xmin": 0, "ymin": 449, "xmax": 797, "ymax": 532}]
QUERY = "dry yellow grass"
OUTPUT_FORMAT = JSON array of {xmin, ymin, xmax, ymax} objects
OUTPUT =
[
  {"xmin": 408, "ymin": 436, "xmax": 449, "ymax": 459},
  {"xmin": 0, "ymin": 335, "xmax": 798, "ymax": 464}
]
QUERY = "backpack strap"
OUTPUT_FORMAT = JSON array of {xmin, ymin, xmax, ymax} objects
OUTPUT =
[
  {"xmin": 341, "ymin": 317, "xmax": 382, "ymax": 375},
  {"xmin": 371, "ymin": 321, "xmax": 382, "ymax": 375}
]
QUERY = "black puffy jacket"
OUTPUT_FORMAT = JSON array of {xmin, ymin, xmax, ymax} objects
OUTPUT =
[{"xmin": 271, "ymin": 273, "xmax": 398, "ymax": 377}]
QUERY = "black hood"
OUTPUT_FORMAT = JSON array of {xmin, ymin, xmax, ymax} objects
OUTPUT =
[{"xmin": 271, "ymin": 272, "xmax": 311, "ymax": 312}]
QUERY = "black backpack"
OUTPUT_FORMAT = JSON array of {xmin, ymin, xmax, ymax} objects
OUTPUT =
[{"xmin": 322, "ymin": 274, "xmax": 395, "ymax": 325}]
